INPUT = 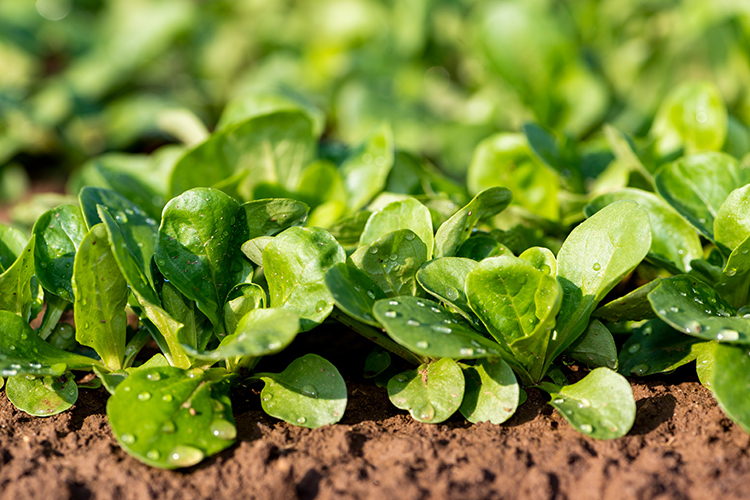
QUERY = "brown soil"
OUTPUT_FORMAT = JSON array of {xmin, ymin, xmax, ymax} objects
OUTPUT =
[{"xmin": 1, "ymin": 325, "xmax": 749, "ymax": 500}]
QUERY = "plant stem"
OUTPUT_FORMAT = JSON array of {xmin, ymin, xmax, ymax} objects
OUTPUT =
[{"xmin": 37, "ymin": 294, "xmax": 68, "ymax": 340}]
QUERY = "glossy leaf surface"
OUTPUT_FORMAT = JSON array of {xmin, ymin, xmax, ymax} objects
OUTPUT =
[
  {"xmin": 387, "ymin": 358, "xmax": 464, "ymax": 424},
  {"xmin": 459, "ymin": 359, "xmax": 519, "ymax": 424}
]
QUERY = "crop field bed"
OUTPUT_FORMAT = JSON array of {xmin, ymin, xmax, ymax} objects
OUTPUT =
[{"xmin": 1, "ymin": 329, "xmax": 748, "ymax": 500}]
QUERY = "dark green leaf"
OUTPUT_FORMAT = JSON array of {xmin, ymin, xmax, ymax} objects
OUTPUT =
[
  {"xmin": 593, "ymin": 279, "xmax": 660, "ymax": 323},
  {"xmin": 416, "ymin": 257, "xmax": 484, "ymax": 330},
  {"xmin": 455, "ymin": 236, "xmax": 512, "ymax": 261},
  {"xmin": 32, "ymin": 205, "xmax": 86, "ymax": 301},
  {"xmin": 325, "ymin": 262, "xmax": 386, "ymax": 327},
  {"xmin": 566, "ymin": 320, "xmax": 618, "ymax": 370},
  {"xmin": 242, "ymin": 198, "xmax": 309, "ymax": 240},
  {"xmin": 619, "ymin": 319, "xmax": 706, "ymax": 377}
]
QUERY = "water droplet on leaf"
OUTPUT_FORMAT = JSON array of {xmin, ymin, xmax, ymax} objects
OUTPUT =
[
  {"xmin": 210, "ymin": 420, "xmax": 237, "ymax": 440},
  {"xmin": 167, "ymin": 445, "xmax": 204, "ymax": 468}
]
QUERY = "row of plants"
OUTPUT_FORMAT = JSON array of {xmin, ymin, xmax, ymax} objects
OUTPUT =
[{"xmin": 1, "ymin": 82, "xmax": 750, "ymax": 469}]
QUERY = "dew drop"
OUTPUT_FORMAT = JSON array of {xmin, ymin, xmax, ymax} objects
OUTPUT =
[
  {"xmin": 384, "ymin": 310, "xmax": 398, "ymax": 319},
  {"xmin": 121, "ymin": 433, "xmax": 136, "ymax": 445},
  {"xmin": 296, "ymin": 416, "xmax": 307, "ymax": 425},
  {"xmin": 404, "ymin": 232, "xmax": 416, "ymax": 241},
  {"xmin": 157, "ymin": 259, "xmax": 166, "ymax": 266},
  {"xmin": 578, "ymin": 398, "xmax": 591, "ymax": 408},
  {"xmin": 717, "ymin": 329, "xmax": 740, "ymax": 341},
  {"xmin": 388, "ymin": 300, "xmax": 399, "ymax": 306},
  {"xmin": 445, "ymin": 287, "xmax": 460, "ymax": 301},
  {"xmin": 606, "ymin": 359, "xmax": 618, "ymax": 369},
  {"xmin": 366, "ymin": 290, "xmax": 376, "ymax": 300},
  {"xmin": 161, "ymin": 421, "xmax": 176, "ymax": 434},
  {"xmin": 669, "ymin": 306, "xmax": 679, "ymax": 313},
  {"xmin": 315, "ymin": 300, "xmax": 328, "ymax": 313},
  {"xmin": 138, "ymin": 392, "xmax": 152, "ymax": 401},
  {"xmin": 389, "ymin": 254, "xmax": 398, "ymax": 261},
  {"xmin": 592, "ymin": 262, "xmax": 601, "ymax": 271},
  {"xmin": 162, "ymin": 394, "xmax": 173, "ymax": 402},
  {"xmin": 726, "ymin": 268, "xmax": 738, "ymax": 277},
  {"xmin": 167, "ymin": 445, "xmax": 204, "ymax": 468},
  {"xmin": 417, "ymin": 403, "xmax": 436, "ymax": 421},
  {"xmin": 147, "ymin": 449, "xmax": 161, "ymax": 461},
  {"xmin": 627, "ymin": 343, "xmax": 641, "ymax": 354},
  {"xmin": 369, "ymin": 247, "xmax": 379, "ymax": 254},
  {"xmin": 459, "ymin": 347, "xmax": 474, "ymax": 356},
  {"xmin": 301, "ymin": 384, "xmax": 319, "ymax": 398},
  {"xmin": 631, "ymin": 363, "xmax": 650, "ymax": 376},
  {"xmin": 553, "ymin": 398, "xmax": 564, "ymax": 404},
  {"xmin": 416, "ymin": 340, "xmax": 430, "ymax": 349},
  {"xmin": 579, "ymin": 424, "xmax": 593, "ymax": 434},
  {"xmin": 262, "ymin": 394, "xmax": 273, "ymax": 402},
  {"xmin": 212, "ymin": 400, "xmax": 225, "ymax": 412},
  {"xmin": 407, "ymin": 319, "xmax": 421, "ymax": 327},
  {"xmin": 432, "ymin": 324, "xmax": 452, "ymax": 334},
  {"xmin": 416, "ymin": 301, "xmax": 425, "ymax": 307},
  {"xmin": 147, "ymin": 372, "xmax": 161, "ymax": 382},
  {"xmin": 210, "ymin": 420, "xmax": 237, "ymax": 440}
]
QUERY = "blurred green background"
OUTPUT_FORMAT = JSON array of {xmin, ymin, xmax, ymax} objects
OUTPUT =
[{"xmin": 1, "ymin": 0, "xmax": 749, "ymax": 198}]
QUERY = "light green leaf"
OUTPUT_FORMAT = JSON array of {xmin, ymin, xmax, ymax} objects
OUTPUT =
[
  {"xmin": 388, "ymin": 358, "xmax": 464, "ymax": 424},
  {"xmin": 711, "ymin": 343, "xmax": 750, "ymax": 433},
  {"xmin": 459, "ymin": 359, "xmax": 519, "ymax": 424},
  {"xmin": 593, "ymin": 279, "xmax": 660, "ymax": 323},
  {"xmin": 5, "ymin": 372, "xmax": 77, "ymax": 416},
  {"xmin": 341, "ymin": 125, "xmax": 394, "ymax": 211},
  {"xmin": 716, "ymin": 235, "xmax": 750, "ymax": 308},
  {"xmin": 242, "ymin": 198, "xmax": 309, "ymax": 240},
  {"xmin": 360, "ymin": 198, "xmax": 434, "ymax": 260},
  {"xmin": 258, "ymin": 354, "xmax": 347, "ymax": 428},
  {"xmin": 434, "ymin": 187, "xmax": 512, "ymax": 258},
  {"xmin": 416, "ymin": 257, "xmax": 484, "ymax": 330},
  {"xmin": 467, "ymin": 255, "xmax": 562, "ymax": 382},
  {"xmin": 0, "ymin": 234, "xmax": 36, "ymax": 320},
  {"xmin": 651, "ymin": 82, "xmax": 727, "ymax": 156},
  {"xmin": 0, "ymin": 224, "xmax": 27, "ymax": 272},
  {"xmin": 548, "ymin": 201, "xmax": 651, "ymax": 369},
  {"xmin": 655, "ymin": 152, "xmax": 747, "ymax": 241},
  {"xmin": 586, "ymin": 188, "xmax": 702, "ymax": 273},
  {"xmin": 547, "ymin": 368, "xmax": 635, "ymax": 440},
  {"xmin": 32, "ymin": 205, "xmax": 86, "ymax": 302},
  {"xmin": 223, "ymin": 283, "xmax": 266, "ymax": 335},
  {"xmin": 107, "ymin": 367, "xmax": 236, "ymax": 469},
  {"xmin": 518, "ymin": 247, "xmax": 557, "ymax": 275},
  {"xmin": 263, "ymin": 226, "xmax": 345, "ymax": 331},
  {"xmin": 350, "ymin": 229, "xmax": 427, "ymax": 298},
  {"xmin": 714, "ymin": 185, "xmax": 750, "ymax": 252},
  {"xmin": 186, "ymin": 309, "xmax": 299, "ymax": 361}
]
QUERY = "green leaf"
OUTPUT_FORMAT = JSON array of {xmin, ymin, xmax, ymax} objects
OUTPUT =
[
  {"xmin": 0, "ymin": 224, "xmax": 27, "ymax": 272},
  {"xmin": 655, "ymin": 152, "xmax": 747, "ymax": 241},
  {"xmin": 360, "ymin": 198, "xmax": 434, "ymax": 260},
  {"xmin": 79, "ymin": 186, "xmax": 158, "ymax": 233},
  {"xmin": 548, "ymin": 201, "xmax": 651, "ymax": 369},
  {"xmin": 518, "ymin": 247, "xmax": 557, "ymax": 275},
  {"xmin": 5, "ymin": 372, "xmax": 77, "ymax": 416},
  {"xmin": 459, "ymin": 358, "xmax": 519, "ymax": 424},
  {"xmin": 651, "ymin": 82, "xmax": 727, "ymax": 156},
  {"xmin": 364, "ymin": 349, "xmax": 391, "ymax": 378},
  {"xmin": 72, "ymin": 224, "xmax": 128, "ymax": 370},
  {"xmin": 170, "ymin": 111, "xmax": 316, "ymax": 200},
  {"xmin": 294, "ymin": 160, "xmax": 347, "ymax": 208},
  {"xmin": 715, "ymin": 185, "xmax": 750, "ymax": 252},
  {"xmin": 155, "ymin": 188, "xmax": 247, "ymax": 337},
  {"xmin": 716, "ymin": 235, "xmax": 750, "ymax": 308},
  {"xmin": 324, "ymin": 262, "xmax": 386, "ymax": 327},
  {"xmin": 242, "ymin": 198, "xmax": 309, "ymax": 240},
  {"xmin": 341, "ymin": 125, "xmax": 394, "ymax": 211},
  {"xmin": 373, "ymin": 296, "xmax": 505, "ymax": 360},
  {"xmin": 434, "ymin": 187, "xmax": 512, "ymax": 258},
  {"xmin": 0, "ymin": 310, "xmax": 99, "ymax": 377},
  {"xmin": 696, "ymin": 341, "xmax": 717, "ymax": 389},
  {"xmin": 648, "ymin": 275, "xmax": 750, "ymax": 342},
  {"xmin": 711, "ymin": 343, "xmax": 750, "ymax": 433},
  {"xmin": 107, "ymin": 367, "xmax": 236, "ymax": 469},
  {"xmin": 455, "ymin": 235, "xmax": 512, "ymax": 261},
  {"xmin": 586, "ymin": 188, "xmax": 702, "ymax": 273},
  {"xmin": 186, "ymin": 308, "xmax": 299, "ymax": 361},
  {"xmin": 350, "ymin": 229, "xmax": 427, "ymax": 298},
  {"xmin": 619, "ymin": 320, "xmax": 706, "ymax": 377},
  {"xmin": 388, "ymin": 358, "xmax": 464, "ymax": 423},
  {"xmin": 593, "ymin": 279, "xmax": 660, "ymax": 323},
  {"xmin": 32, "ymin": 205, "xmax": 86, "ymax": 301},
  {"xmin": 547, "ymin": 368, "xmax": 635, "ymax": 439},
  {"xmin": 0, "ymin": 234, "xmax": 36, "ymax": 320},
  {"xmin": 566, "ymin": 320, "xmax": 618, "ymax": 370},
  {"xmin": 416, "ymin": 257, "xmax": 484, "ymax": 330},
  {"xmin": 217, "ymin": 92, "xmax": 325, "ymax": 136},
  {"xmin": 223, "ymin": 283, "xmax": 266, "ymax": 335},
  {"xmin": 263, "ymin": 226, "xmax": 345, "ymax": 331},
  {"xmin": 257, "ymin": 354, "xmax": 347, "ymax": 428},
  {"xmin": 467, "ymin": 255, "xmax": 562, "ymax": 382}
]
